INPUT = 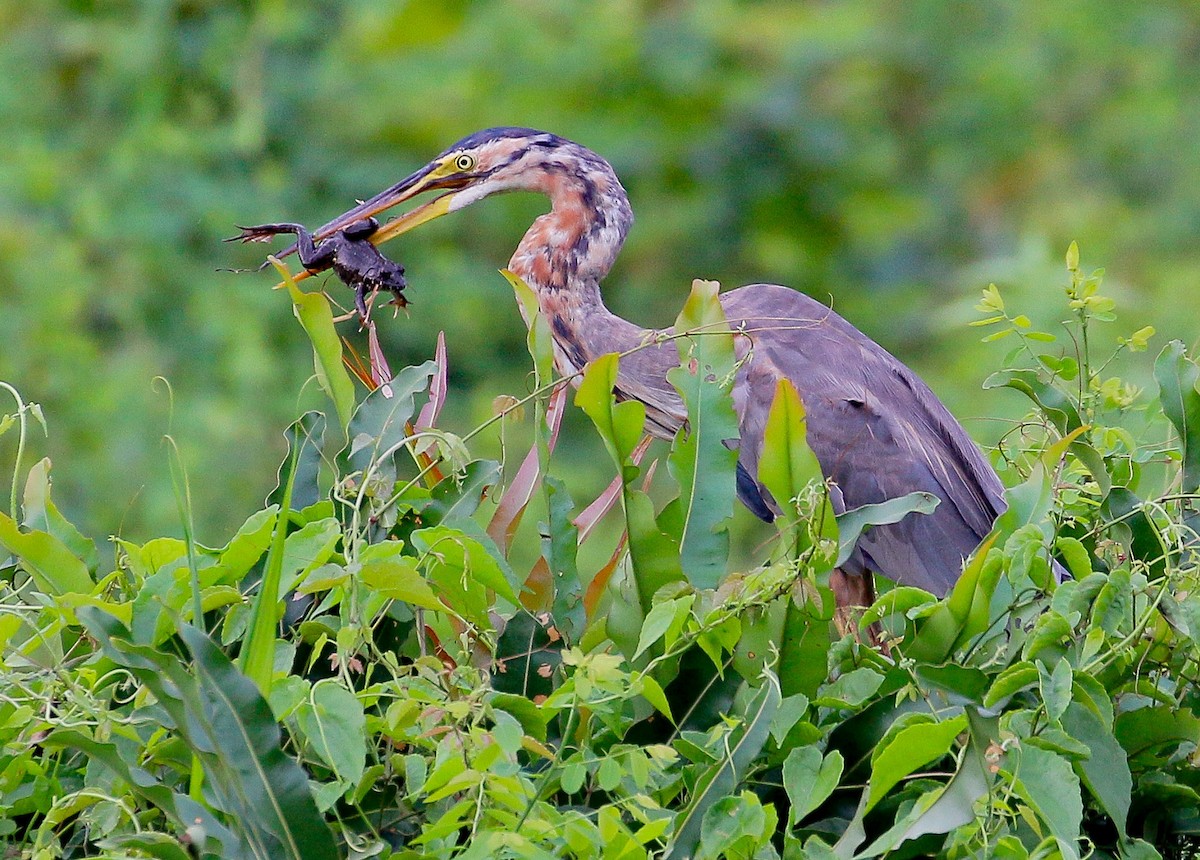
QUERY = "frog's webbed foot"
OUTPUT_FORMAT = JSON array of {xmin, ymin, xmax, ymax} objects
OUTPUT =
[{"xmin": 226, "ymin": 223, "xmax": 304, "ymax": 244}]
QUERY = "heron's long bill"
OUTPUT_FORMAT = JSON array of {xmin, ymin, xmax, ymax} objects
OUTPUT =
[{"xmin": 312, "ymin": 162, "xmax": 466, "ymax": 247}]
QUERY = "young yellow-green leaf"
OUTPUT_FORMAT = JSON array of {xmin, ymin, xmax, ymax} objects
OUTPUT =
[
  {"xmin": 1066, "ymin": 240, "xmax": 1080, "ymax": 271},
  {"xmin": 758, "ymin": 379, "xmax": 824, "ymax": 516},
  {"xmin": 361, "ymin": 557, "xmax": 442, "ymax": 611},
  {"xmin": 868, "ymin": 714, "xmax": 967, "ymax": 811},
  {"xmin": 0, "ymin": 510, "xmax": 92, "ymax": 596},
  {"xmin": 576, "ymin": 353, "xmax": 646, "ymax": 464},
  {"xmin": 501, "ymin": 269, "xmax": 555, "ymax": 386}
]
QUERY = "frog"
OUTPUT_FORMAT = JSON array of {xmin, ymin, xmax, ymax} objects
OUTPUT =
[{"xmin": 230, "ymin": 217, "xmax": 407, "ymax": 320}]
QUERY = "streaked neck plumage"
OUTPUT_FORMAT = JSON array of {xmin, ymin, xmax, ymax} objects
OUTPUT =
[{"xmin": 501, "ymin": 137, "xmax": 689, "ymax": 436}]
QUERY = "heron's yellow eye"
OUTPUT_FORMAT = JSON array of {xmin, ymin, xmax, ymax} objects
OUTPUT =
[{"xmin": 455, "ymin": 154, "xmax": 476, "ymax": 172}]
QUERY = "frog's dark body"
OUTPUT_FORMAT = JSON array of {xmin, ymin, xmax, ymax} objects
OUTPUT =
[{"xmin": 232, "ymin": 218, "xmax": 406, "ymax": 318}]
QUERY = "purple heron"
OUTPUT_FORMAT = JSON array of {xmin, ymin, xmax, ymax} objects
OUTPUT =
[{"xmin": 267, "ymin": 127, "xmax": 1018, "ymax": 613}]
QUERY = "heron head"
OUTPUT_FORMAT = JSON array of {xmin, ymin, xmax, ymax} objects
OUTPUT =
[{"xmin": 310, "ymin": 127, "xmax": 573, "ymax": 246}]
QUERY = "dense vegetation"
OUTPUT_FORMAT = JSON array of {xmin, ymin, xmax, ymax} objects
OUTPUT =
[
  {"xmin": 5, "ymin": 1, "xmax": 1200, "ymax": 541},
  {"xmin": 2, "ymin": 247, "xmax": 1200, "ymax": 858}
]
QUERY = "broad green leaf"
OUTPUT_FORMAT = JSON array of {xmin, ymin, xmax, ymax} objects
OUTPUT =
[
  {"xmin": 0, "ymin": 509, "xmax": 92, "ymax": 595},
  {"xmin": 1062, "ymin": 701, "xmax": 1130, "ymax": 840},
  {"xmin": 666, "ymin": 280, "xmax": 739, "ymax": 589},
  {"xmin": 360, "ymin": 555, "xmax": 442, "ymax": 611},
  {"xmin": 1011, "ymin": 745, "xmax": 1082, "ymax": 849},
  {"xmin": 297, "ymin": 682, "xmax": 366, "ymax": 788},
  {"xmin": 665, "ymin": 671, "xmax": 781, "ymax": 860},
  {"xmin": 279, "ymin": 518, "xmax": 341, "ymax": 598},
  {"xmin": 898, "ymin": 710, "xmax": 998, "ymax": 844},
  {"xmin": 783, "ymin": 745, "xmax": 843, "ymax": 825},
  {"xmin": 341, "ymin": 361, "xmax": 437, "ymax": 484},
  {"xmin": 867, "ymin": 714, "xmax": 966, "ymax": 810},
  {"xmin": 275, "ymin": 259, "xmax": 356, "ymax": 432},
  {"xmin": 697, "ymin": 792, "xmax": 773, "ymax": 860},
  {"xmin": 984, "ymin": 662, "xmax": 1039, "ymax": 708},
  {"xmin": 758, "ymin": 379, "xmax": 824, "ymax": 520}
]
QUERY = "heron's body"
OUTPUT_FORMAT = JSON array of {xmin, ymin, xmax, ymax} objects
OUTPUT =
[{"xmin": 288, "ymin": 127, "xmax": 1011, "ymax": 599}]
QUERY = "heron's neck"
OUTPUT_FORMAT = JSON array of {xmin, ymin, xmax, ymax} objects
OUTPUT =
[{"xmin": 507, "ymin": 157, "xmax": 644, "ymax": 373}]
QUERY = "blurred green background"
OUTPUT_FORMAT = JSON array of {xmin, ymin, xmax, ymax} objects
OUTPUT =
[{"xmin": 3, "ymin": 0, "xmax": 1200, "ymax": 545}]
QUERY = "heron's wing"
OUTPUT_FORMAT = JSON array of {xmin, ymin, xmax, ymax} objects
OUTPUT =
[{"xmin": 721, "ymin": 285, "xmax": 1006, "ymax": 595}]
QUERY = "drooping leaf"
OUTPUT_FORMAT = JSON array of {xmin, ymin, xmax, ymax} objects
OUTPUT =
[
  {"xmin": 22, "ymin": 457, "xmax": 98, "ymax": 572},
  {"xmin": 42, "ymin": 730, "xmax": 243, "ymax": 859},
  {"xmin": 834, "ymin": 492, "xmax": 939, "ymax": 567},
  {"xmin": 1011, "ymin": 745, "xmax": 1083, "ymax": 850},
  {"xmin": 867, "ymin": 715, "xmax": 967, "ymax": 810}
]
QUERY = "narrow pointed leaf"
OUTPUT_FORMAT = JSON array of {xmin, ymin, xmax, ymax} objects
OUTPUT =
[{"xmin": 666, "ymin": 280, "xmax": 739, "ymax": 589}]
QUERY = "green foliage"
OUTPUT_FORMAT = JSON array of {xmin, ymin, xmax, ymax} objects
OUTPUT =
[
  {"xmin": 8, "ymin": 1, "xmax": 1200, "ymax": 546},
  {"xmin": 3, "ymin": 248, "xmax": 1200, "ymax": 860}
]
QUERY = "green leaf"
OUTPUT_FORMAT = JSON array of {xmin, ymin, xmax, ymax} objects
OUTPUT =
[
  {"xmin": 867, "ymin": 714, "xmax": 966, "ymax": 811},
  {"xmin": 360, "ymin": 554, "xmax": 442, "ymax": 611},
  {"xmin": 666, "ymin": 280, "xmax": 739, "ymax": 589},
  {"xmin": 577, "ymin": 353, "xmax": 684, "ymax": 620},
  {"xmin": 275, "ymin": 260, "xmax": 356, "ymax": 433},
  {"xmin": 21, "ymin": 457, "xmax": 98, "ymax": 572},
  {"xmin": 1011, "ymin": 745, "xmax": 1082, "ymax": 848},
  {"xmin": 1154, "ymin": 340, "xmax": 1200, "ymax": 493},
  {"xmin": 783, "ymin": 745, "xmax": 843, "ymax": 825},
  {"xmin": 0, "ymin": 509, "xmax": 92, "ymax": 595},
  {"xmin": 984, "ymin": 662, "xmax": 1039, "ymax": 708},
  {"xmin": 544, "ymin": 476, "xmax": 584, "ymax": 640},
  {"xmin": 341, "ymin": 361, "xmax": 438, "ymax": 489},
  {"xmin": 1039, "ymin": 659, "xmax": 1072, "ymax": 723},
  {"xmin": 834, "ymin": 492, "xmax": 939, "ymax": 567},
  {"xmin": 576, "ymin": 353, "xmax": 644, "ymax": 464},
  {"xmin": 665, "ymin": 671, "xmax": 781, "ymax": 860},
  {"xmin": 267, "ymin": 412, "xmax": 326, "ymax": 512},
  {"xmin": 898, "ymin": 710, "xmax": 998, "ymax": 844},
  {"xmin": 77, "ymin": 608, "xmax": 338, "ymax": 860},
  {"xmin": 42, "ymin": 730, "xmax": 242, "ymax": 857},
  {"xmin": 1062, "ymin": 701, "xmax": 1130, "ymax": 840},
  {"xmin": 245, "ymin": 413, "xmax": 325, "ymax": 692},
  {"xmin": 758, "ymin": 379, "xmax": 824, "ymax": 518},
  {"xmin": 297, "ymin": 681, "xmax": 366, "ymax": 788},
  {"xmin": 633, "ymin": 595, "xmax": 693, "ymax": 660}
]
